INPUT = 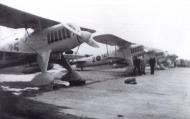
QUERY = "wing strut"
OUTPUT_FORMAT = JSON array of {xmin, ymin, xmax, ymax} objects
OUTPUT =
[
  {"xmin": 25, "ymin": 28, "xmax": 30, "ymax": 39},
  {"xmin": 38, "ymin": 19, "xmax": 42, "ymax": 31},
  {"xmin": 106, "ymin": 40, "xmax": 109, "ymax": 56},
  {"xmin": 115, "ymin": 42, "xmax": 117, "ymax": 57},
  {"xmin": 75, "ymin": 45, "xmax": 80, "ymax": 55},
  {"xmin": 23, "ymin": 28, "xmax": 38, "ymax": 53}
]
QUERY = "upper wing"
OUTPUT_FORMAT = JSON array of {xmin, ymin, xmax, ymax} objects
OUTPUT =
[
  {"xmin": 93, "ymin": 34, "xmax": 132, "ymax": 47},
  {"xmin": 0, "ymin": 4, "xmax": 59, "ymax": 30}
]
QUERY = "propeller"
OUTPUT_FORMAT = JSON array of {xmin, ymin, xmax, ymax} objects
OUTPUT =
[
  {"xmin": 80, "ymin": 31, "xmax": 99, "ymax": 48},
  {"xmin": 64, "ymin": 23, "xmax": 99, "ymax": 48}
]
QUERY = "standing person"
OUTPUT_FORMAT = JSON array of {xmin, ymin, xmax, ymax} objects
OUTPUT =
[
  {"xmin": 133, "ymin": 56, "xmax": 141, "ymax": 75},
  {"xmin": 174, "ymin": 61, "xmax": 177, "ymax": 67},
  {"xmin": 133, "ymin": 56, "xmax": 138, "ymax": 75},
  {"xmin": 149, "ymin": 57, "xmax": 156, "ymax": 75},
  {"xmin": 140, "ymin": 56, "xmax": 146, "ymax": 75},
  {"xmin": 136, "ymin": 57, "xmax": 141, "ymax": 75}
]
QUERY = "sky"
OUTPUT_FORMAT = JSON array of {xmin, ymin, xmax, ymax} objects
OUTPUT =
[{"xmin": 1, "ymin": 0, "xmax": 190, "ymax": 59}]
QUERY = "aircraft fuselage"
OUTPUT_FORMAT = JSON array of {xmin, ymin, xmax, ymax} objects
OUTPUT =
[
  {"xmin": 0, "ymin": 24, "xmax": 82, "ymax": 54},
  {"xmin": 0, "ymin": 24, "xmax": 84, "ymax": 71}
]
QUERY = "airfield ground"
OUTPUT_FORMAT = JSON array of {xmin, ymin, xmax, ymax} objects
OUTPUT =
[{"xmin": 0, "ymin": 66, "xmax": 190, "ymax": 119}]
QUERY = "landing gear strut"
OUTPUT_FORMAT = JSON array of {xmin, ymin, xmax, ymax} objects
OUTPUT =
[{"xmin": 58, "ymin": 54, "xmax": 86, "ymax": 86}]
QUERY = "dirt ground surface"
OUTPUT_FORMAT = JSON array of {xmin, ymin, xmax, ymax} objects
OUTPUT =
[
  {"xmin": 0, "ymin": 66, "xmax": 190, "ymax": 119},
  {"xmin": 28, "ymin": 67, "xmax": 190, "ymax": 119}
]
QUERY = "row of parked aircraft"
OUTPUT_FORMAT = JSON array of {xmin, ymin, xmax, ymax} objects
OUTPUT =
[
  {"xmin": 0, "ymin": 4, "xmax": 178, "ymax": 87},
  {"xmin": 72, "ymin": 43, "xmax": 177, "ymax": 71}
]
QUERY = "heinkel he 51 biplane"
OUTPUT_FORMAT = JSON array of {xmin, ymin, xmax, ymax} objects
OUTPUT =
[{"xmin": 0, "ymin": 4, "xmax": 102, "ymax": 86}]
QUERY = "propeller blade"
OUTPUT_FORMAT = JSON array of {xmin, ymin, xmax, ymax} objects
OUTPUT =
[
  {"xmin": 80, "ymin": 31, "xmax": 99, "ymax": 48},
  {"xmin": 86, "ymin": 37, "xmax": 99, "ymax": 48}
]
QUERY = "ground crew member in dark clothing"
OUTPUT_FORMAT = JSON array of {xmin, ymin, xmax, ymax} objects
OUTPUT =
[
  {"xmin": 149, "ymin": 57, "xmax": 156, "ymax": 75},
  {"xmin": 133, "ymin": 57, "xmax": 137, "ymax": 75},
  {"xmin": 133, "ymin": 56, "xmax": 141, "ymax": 75},
  {"xmin": 137, "ymin": 58, "xmax": 141, "ymax": 75},
  {"xmin": 140, "ymin": 57, "xmax": 146, "ymax": 75}
]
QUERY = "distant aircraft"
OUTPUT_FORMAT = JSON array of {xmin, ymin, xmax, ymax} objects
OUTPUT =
[
  {"xmin": 132, "ymin": 45, "xmax": 167, "ymax": 70},
  {"xmin": 121, "ymin": 44, "xmax": 167, "ymax": 71},
  {"xmin": 74, "ymin": 34, "xmax": 135, "ymax": 74},
  {"xmin": 159, "ymin": 54, "xmax": 178, "ymax": 68},
  {"xmin": 0, "ymin": 4, "xmax": 101, "ymax": 86}
]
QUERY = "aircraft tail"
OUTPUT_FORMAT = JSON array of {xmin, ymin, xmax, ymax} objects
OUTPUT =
[
  {"xmin": 116, "ymin": 45, "xmax": 134, "ymax": 74},
  {"xmin": 116, "ymin": 45, "xmax": 133, "ymax": 67}
]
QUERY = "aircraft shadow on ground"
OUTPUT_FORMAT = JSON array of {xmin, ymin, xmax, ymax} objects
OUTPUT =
[{"xmin": 0, "ymin": 90, "xmax": 94, "ymax": 119}]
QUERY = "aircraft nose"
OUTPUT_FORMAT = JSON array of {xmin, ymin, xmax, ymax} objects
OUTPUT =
[
  {"xmin": 80, "ymin": 31, "xmax": 99, "ymax": 48},
  {"xmin": 81, "ymin": 31, "xmax": 91, "ymax": 42}
]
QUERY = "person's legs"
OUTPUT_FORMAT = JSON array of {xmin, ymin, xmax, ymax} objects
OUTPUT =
[
  {"xmin": 150, "ymin": 65, "xmax": 155, "ymax": 75},
  {"xmin": 150, "ymin": 65, "xmax": 153, "ymax": 75},
  {"xmin": 143, "ymin": 66, "xmax": 146, "ymax": 75},
  {"xmin": 133, "ymin": 66, "xmax": 136, "ymax": 75},
  {"xmin": 152, "ymin": 66, "xmax": 155, "ymax": 74},
  {"xmin": 134, "ymin": 66, "xmax": 138, "ymax": 75},
  {"xmin": 137, "ymin": 66, "xmax": 141, "ymax": 75}
]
